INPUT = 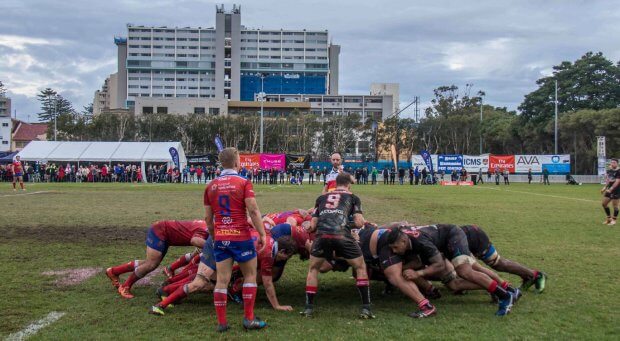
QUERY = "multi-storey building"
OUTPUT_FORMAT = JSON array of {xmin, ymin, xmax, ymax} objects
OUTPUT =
[{"xmin": 101, "ymin": 4, "xmax": 339, "ymax": 110}]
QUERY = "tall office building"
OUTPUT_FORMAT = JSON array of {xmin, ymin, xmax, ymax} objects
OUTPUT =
[{"xmin": 111, "ymin": 4, "xmax": 338, "ymax": 109}]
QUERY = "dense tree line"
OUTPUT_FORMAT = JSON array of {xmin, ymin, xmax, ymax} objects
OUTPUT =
[{"xmin": 34, "ymin": 51, "xmax": 618, "ymax": 174}]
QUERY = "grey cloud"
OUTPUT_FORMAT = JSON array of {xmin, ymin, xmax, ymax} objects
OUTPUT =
[{"xmin": 0, "ymin": 0, "xmax": 619, "ymax": 122}]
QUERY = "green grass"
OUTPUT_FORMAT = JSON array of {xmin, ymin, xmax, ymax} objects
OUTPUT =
[{"xmin": 1, "ymin": 182, "xmax": 618, "ymax": 340}]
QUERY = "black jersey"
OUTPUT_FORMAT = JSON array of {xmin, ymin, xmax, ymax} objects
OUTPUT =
[
  {"xmin": 401, "ymin": 224, "xmax": 468, "ymax": 264},
  {"xmin": 313, "ymin": 189, "xmax": 362, "ymax": 235},
  {"xmin": 606, "ymin": 168, "xmax": 620, "ymax": 188},
  {"xmin": 398, "ymin": 225, "xmax": 441, "ymax": 265}
]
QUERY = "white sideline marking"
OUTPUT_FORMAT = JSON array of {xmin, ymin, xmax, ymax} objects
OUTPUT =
[
  {"xmin": 6, "ymin": 311, "xmax": 66, "ymax": 341},
  {"xmin": 0, "ymin": 191, "xmax": 54, "ymax": 198},
  {"xmin": 475, "ymin": 186, "xmax": 599, "ymax": 203}
]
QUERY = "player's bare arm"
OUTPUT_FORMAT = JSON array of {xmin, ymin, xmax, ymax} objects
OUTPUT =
[
  {"xmin": 262, "ymin": 275, "xmax": 293, "ymax": 311},
  {"xmin": 353, "ymin": 213, "xmax": 364, "ymax": 228},
  {"xmin": 245, "ymin": 197, "xmax": 266, "ymax": 252},
  {"xmin": 190, "ymin": 236, "xmax": 206, "ymax": 248},
  {"xmin": 205, "ymin": 205, "xmax": 214, "ymax": 237}
]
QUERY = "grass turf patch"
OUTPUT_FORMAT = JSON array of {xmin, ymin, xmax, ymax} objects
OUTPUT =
[{"xmin": 0, "ymin": 182, "xmax": 618, "ymax": 339}]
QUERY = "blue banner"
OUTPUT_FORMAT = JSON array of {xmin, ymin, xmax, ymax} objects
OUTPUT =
[
  {"xmin": 438, "ymin": 154, "xmax": 464, "ymax": 172},
  {"xmin": 214, "ymin": 135, "xmax": 224, "ymax": 152},
  {"xmin": 420, "ymin": 150, "xmax": 434, "ymax": 173},
  {"xmin": 169, "ymin": 147, "xmax": 180, "ymax": 169}
]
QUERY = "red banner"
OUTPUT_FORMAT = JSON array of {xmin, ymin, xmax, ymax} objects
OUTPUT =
[
  {"xmin": 240, "ymin": 154, "xmax": 260, "ymax": 169},
  {"xmin": 489, "ymin": 155, "xmax": 515, "ymax": 173}
]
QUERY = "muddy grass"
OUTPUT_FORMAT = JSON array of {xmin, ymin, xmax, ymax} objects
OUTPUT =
[{"xmin": 1, "ymin": 225, "xmax": 147, "ymax": 244}]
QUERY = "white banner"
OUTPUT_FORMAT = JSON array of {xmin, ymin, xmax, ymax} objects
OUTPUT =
[
  {"xmin": 411, "ymin": 154, "xmax": 438, "ymax": 171},
  {"xmin": 463, "ymin": 155, "xmax": 489, "ymax": 172},
  {"xmin": 515, "ymin": 155, "xmax": 543, "ymax": 173}
]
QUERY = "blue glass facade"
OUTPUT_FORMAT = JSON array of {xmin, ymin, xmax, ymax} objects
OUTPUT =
[{"xmin": 240, "ymin": 73, "xmax": 327, "ymax": 101}]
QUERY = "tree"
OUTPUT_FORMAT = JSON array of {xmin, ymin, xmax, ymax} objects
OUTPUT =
[
  {"xmin": 37, "ymin": 88, "xmax": 57, "ymax": 122},
  {"xmin": 518, "ymin": 52, "xmax": 620, "ymax": 153},
  {"xmin": 0, "ymin": 80, "xmax": 6, "ymax": 97}
]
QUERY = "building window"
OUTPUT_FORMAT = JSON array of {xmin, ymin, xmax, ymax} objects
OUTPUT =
[
  {"xmin": 3, "ymin": 141, "xmax": 9, "ymax": 145},
  {"xmin": 157, "ymin": 107, "xmax": 168, "ymax": 114},
  {"xmin": 1, "ymin": 123, "xmax": 8, "ymax": 127},
  {"xmin": 142, "ymin": 106, "xmax": 153, "ymax": 114},
  {"xmin": 193, "ymin": 107, "xmax": 205, "ymax": 114},
  {"xmin": 209, "ymin": 107, "xmax": 220, "ymax": 115}
]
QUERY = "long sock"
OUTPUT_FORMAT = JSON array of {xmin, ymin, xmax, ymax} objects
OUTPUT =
[
  {"xmin": 356, "ymin": 279, "xmax": 371, "ymax": 306},
  {"xmin": 110, "ymin": 260, "xmax": 136, "ymax": 276},
  {"xmin": 305, "ymin": 285, "xmax": 317, "ymax": 306},
  {"xmin": 214, "ymin": 289, "xmax": 228, "ymax": 326},
  {"xmin": 123, "ymin": 270, "xmax": 143, "ymax": 289},
  {"xmin": 614, "ymin": 208, "xmax": 619, "ymax": 219},
  {"xmin": 160, "ymin": 284, "xmax": 189, "ymax": 308},
  {"xmin": 487, "ymin": 280, "xmax": 509, "ymax": 300},
  {"xmin": 242, "ymin": 283, "xmax": 258, "ymax": 320},
  {"xmin": 500, "ymin": 281, "xmax": 510, "ymax": 289},
  {"xmin": 604, "ymin": 207, "xmax": 611, "ymax": 217},
  {"xmin": 169, "ymin": 253, "xmax": 192, "ymax": 272},
  {"xmin": 418, "ymin": 298, "xmax": 430, "ymax": 309},
  {"xmin": 163, "ymin": 279, "xmax": 187, "ymax": 295}
]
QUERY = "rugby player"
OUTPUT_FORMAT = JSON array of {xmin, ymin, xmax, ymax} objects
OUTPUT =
[
  {"xmin": 163, "ymin": 249, "xmax": 200, "ymax": 279},
  {"xmin": 12, "ymin": 155, "xmax": 26, "ymax": 191},
  {"xmin": 302, "ymin": 172, "xmax": 375, "ymax": 319},
  {"xmin": 226, "ymin": 233, "xmax": 297, "ymax": 310},
  {"xmin": 150, "ymin": 234, "xmax": 218, "ymax": 315},
  {"xmin": 387, "ymin": 224, "xmax": 516, "ymax": 316},
  {"xmin": 322, "ymin": 152, "xmax": 342, "ymax": 194},
  {"xmin": 205, "ymin": 147, "xmax": 268, "ymax": 332},
  {"xmin": 105, "ymin": 219, "xmax": 207, "ymax": 299},
  {"xmin": 358, "ymin": 223, "xmax": 436, "ymax": 318},
  {"xmin": 262, "ymin": 209, "xmax": 311, "ymax": 230},
  {"xmin": 601, "ymin": 158, "xmax": 620, "ymax": 225},
  {"xmin": 461, "ymin": 225, "xmax": 547, "ymax": 293}
]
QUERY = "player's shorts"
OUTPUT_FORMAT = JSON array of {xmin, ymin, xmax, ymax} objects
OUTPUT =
[
  {"xmin": 146, "ymin": 226, "xmax": 168, "ymax": 256},
  {"xmin": 461, "ymin": 225, "xmax": 500, "ymax": 266},
  {"xmin": 213, "ymin": 239, "xmax": 256, "ymax": 263},
  {"xmin": 200, "ymin": 236, "xmax": 216, "ymax": 271},
  {"xmin": 14, "ymin": 172, "xmax": 23, "ymax": 178},
  {"xmin": 311, "ymin": 234, "xmax": 362, "ymax": 260},
  {"xmin": 604, "ymin": 188, "xmax": 620, "ymax": 200},
  {"xmin": 444, "ymin": 226, "xmax": 474, "ymax": 267}
]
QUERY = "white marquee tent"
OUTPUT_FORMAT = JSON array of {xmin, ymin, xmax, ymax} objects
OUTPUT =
[{"xmin": 17, "ymin": 141, "xmax": 186, "ymax": 182}]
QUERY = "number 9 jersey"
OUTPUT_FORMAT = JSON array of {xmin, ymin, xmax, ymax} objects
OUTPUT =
[
  {"xmin": 204, "ymin": 170, "xmax": 255, "ymax": 242},
  {"xmin": 313, "ymin": 189, "xmax": 363, "ymax": 236}
]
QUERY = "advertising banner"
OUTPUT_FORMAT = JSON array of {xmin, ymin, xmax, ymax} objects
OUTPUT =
[
  {"xmin": 169, "ymin": 147, "xmax": 180, "ymax": 169},
  {"xmin": 240, "ymin": 154, "xmax": 260, "ymax": 169},
  {"xmin": 463, "ymin": 155, "xmax": 489, "ymax": 172},
  {"xmin": 260, "ymin": 154, "xmax": 286, "ymax": 170},
  {"xmin": 186, "ymin": 154, "xmax": 217, "ymax": 166},
  {"xmin": 597, "ymin": 136, "xmax": 606, "ymax": 176},
  {"xmin": 286, "ymin": 154, "xmax": 311, "ymax": 169},
  {"xmin": 515, "ymin": 155, "xmax": 543, "ymax": 173},
  {"xmin": 489, "ymin": 155, "xmax": 515, "ymax": 173},
  {"xmin": 420, "ymin": 150, "xmax": 435, "ymax": 173},
  {"xmin": 541, "ymin": 154, "xmax": 571, "ymax": 174},
  {"xmin": 412, "ymin": 154, "xmax": 438, "ymax": 171},
  {"xmin": 214, "ymin": 135, "xmax": 224, "ymax": 152},
  {"xmin": 437, "ymin": 154, "xmax": 463, "ymax": 172}
]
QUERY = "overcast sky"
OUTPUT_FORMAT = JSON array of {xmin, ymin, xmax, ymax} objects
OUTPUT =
[{"xmin": 1, "ymin": 0, "xmax": 619, "ymax": 121}]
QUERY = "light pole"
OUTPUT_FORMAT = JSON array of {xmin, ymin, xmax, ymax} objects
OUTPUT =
[
  {"xmin": 53, "ymin": 97, "xmax": 58, "ymax": 141},
  {"xmin": 257, "ymin": 73, "xmax": 265, "ymax": 153},
  {"xmin": 479, "ymin": 96, "xmax": 483, "ymax": 155},
  {"xmin": 554, "ymin": 79, "xmax": 558, "ymax": 154}
]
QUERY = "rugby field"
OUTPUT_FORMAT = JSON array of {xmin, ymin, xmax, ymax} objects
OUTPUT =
[{"xmin": 1, "ymin": 182, "xmax": 618, "ymax": 340}]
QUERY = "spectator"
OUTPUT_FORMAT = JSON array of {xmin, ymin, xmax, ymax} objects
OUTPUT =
[
  {"xmin": 421, "ymin": 167, "xmax": 428, "ymax": 185},
  {"xmin": 527, "ymin": 168, "xmax": 533, "ymax": 184},
  {"xmin": 390, "ymin": 167, "xmax": 396, "ymax": 185},
  {"xmin": 503, "ymin": 169, "xmax": 510, "ymax": 185},
  {"xmin": 382, "ymin": 167, "xmax": 389, "ymax": 185},
  {"xmin": 477, "ymin": 168, "xmax": 484, "ymax": 184},
  {"xmin": 542, "ymin": 167, "xmax": 550, "ymax": 185},
  {"xmin": 494, "ymin": 166, "xmax": 501, "ymax": 185},
  {"xmin": 398, "ymin": 167, "xmax": 405, "ymax": 185}
]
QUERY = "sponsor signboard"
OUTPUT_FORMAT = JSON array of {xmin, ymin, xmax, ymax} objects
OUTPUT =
[
  {"xmin": 463, "ymin": 155, "xmax": 489, "ymax": 172},
  {"xmin": 515, "ymin": 155, "xmax": 542, "ymax": 173},
  {"xmin": 286, "ymin": 154, "xmax": 311, "ymax": 169},
  {"xmin": 412, "ymin": 154, "xmax": 438, "ymax": 172},
  {"xmin": 541, "ymin": 154, "xmax": 570, "ymax": 174},
  {"xmin": 488, "ymin": 155, "xmax": 515, "ymax": 173},
  {"xmin": 437, "ymin": 154, "xmax": 463, "ymax": 172},
  {"xmin": 260, "ymin": 154, "xmax": 286, "ymax": 170},
  {"xmin": 240, "ymin": 154, "xmax": 260, "ymax": 169}
]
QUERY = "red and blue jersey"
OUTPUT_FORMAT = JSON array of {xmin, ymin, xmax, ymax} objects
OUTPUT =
[
  {"xmin": 151, "ymin": 220, "xmax": 207, "ymax": 246},
  {"xmin": 13, "ymin": 161, "xmax": 23, "ymax": 175},
  {"xmin": 204, "ymin": 169, "xmax": 255, "ymax": 242}
]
